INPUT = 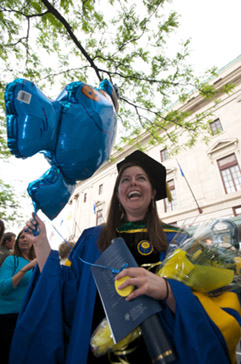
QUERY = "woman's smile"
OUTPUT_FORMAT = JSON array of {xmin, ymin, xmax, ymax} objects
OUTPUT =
[{"xmin": 128, "ymin": 190, "xmax": 142, "ymax": 199}]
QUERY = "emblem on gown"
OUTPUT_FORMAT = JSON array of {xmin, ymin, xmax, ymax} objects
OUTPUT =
[{"xmin": 137, "ymin": 240, "xmax": 153, "ymax": 256}]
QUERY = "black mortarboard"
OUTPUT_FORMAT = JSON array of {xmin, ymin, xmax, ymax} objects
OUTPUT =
[{"xmin": 117, "ymin": 150, "xmax": 167, "ymax": 201}]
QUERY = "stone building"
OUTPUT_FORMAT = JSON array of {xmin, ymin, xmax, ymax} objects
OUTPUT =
[{"xmin": 66, "ymin": 55, "xmax": 241, "ymax": 242}]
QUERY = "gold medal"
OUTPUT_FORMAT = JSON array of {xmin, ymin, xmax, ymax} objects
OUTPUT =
[{"xmin": 137, "ymin": 240, "xmax": 153, "ymax": 256}]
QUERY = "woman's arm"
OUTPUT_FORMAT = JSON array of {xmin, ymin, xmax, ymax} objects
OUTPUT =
[
  {"xmin": 12, "ymin": 258, "xmax": 37, "ymax": 288},
  {"xmin": 0, "ymin": 257, "xmax": 16, "ymax": 295},
  {"xmin": 24, "ymin": 213, "xmax": 51, "ymax": 272},
  {"xmin": 115, "ymin": 267, "xmax": 176, "ymax": 312}
]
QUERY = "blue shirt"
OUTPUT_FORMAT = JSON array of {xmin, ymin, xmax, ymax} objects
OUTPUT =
[{"xmin": 0, "ymin": 255, "xmax": 34, "ymax": 314}]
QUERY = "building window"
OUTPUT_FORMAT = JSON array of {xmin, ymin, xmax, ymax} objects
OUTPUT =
[
  {"xmin": 217, "ymin": 154, "xmax": 241, "ymax": 194},
  {"xmin": 99, "ymin": 184, "xmax": 103, "ymax": 195},
  {"xmin": 160, "ymin": 148, "xmax": 168, "ymax": 162},
  {"xmin": 210, "ymin": 118, "xmax": 223, "ymax": 135},
  {"xmin": 83, "ymin": 193, "xmax": 87, "ymax": 203},
  {"xmin": 96, "ymin": 209, "xmax": 104, "ymax": 225},
  {"xmin": 233, "ymin": 206, "xmax": 241, "ymax": 216},
  {"xmin": 164, "ymin": 179, "xmax": 177, "ymax": 212}
]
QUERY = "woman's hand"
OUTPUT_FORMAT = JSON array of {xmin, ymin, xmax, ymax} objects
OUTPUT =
[
  {"xmin": 24, "ymin": 213, "xmax": 51, "ymax": 272},
  {"xmin": 24, "ymin": 213, "xmax": 47, "ymax": 247},
  {"xmin": 24, "ymin": 258, "xmax": 38, "ymax": 272},
  {"xmin": 12, "ymin": 259, "xmax": 38, "ymax": 288},
  {"xmin": 115, "ymin": 267, "xmax": 176, "ymax": 312}
]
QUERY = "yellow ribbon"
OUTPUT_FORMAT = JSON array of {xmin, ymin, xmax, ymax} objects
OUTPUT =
[{"xmin": 193, "ymin": 291, "xmax": 241, "ymax": 364}]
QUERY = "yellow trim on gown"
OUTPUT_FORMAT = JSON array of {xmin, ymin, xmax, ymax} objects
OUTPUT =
[{"xmin": 193, "ymin": 291, "xmax": 241, "ymax": 364}]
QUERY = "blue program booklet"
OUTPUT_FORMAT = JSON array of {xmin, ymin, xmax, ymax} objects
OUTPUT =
[{"xmin": 91, "ymin": 237, "xmax": 162, "ymax": 343}]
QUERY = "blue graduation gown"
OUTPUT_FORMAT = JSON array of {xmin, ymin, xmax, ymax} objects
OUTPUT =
[{"xmin": 9, "ymin": 226, "xmax": 241, "ymax": 364}]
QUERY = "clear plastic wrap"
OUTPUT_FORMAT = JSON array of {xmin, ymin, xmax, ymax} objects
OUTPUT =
[{"xmin": 156, "ymin": 219, "xmax": 241, "ymax": 295}]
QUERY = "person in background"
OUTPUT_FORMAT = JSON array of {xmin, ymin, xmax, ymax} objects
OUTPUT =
[
  {"xmin": 58, "ymin": 241, "xmax": 75, "ymax": 265},
  {"xmin": 0, "ymin": 229, "xmax": 37, "ymax": 364},
  {"xmin": 10, "ymin": 151, "xmax": 241, "ymax": 364},
  {"xmin": 0, "ymin": 232, "xmax": 16, "ymax": 267},
  {"xmin": 238, "ymin": 224, "xmax": 241, "ymax": 249},
  {"xmin": 0, "ymin": 218, "xmax": 5, "ymax": 244}
]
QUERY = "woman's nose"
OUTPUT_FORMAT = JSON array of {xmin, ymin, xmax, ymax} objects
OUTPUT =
[{"xmin": 130, "ymin": 177, "xmax": 137, "ymax": 185}]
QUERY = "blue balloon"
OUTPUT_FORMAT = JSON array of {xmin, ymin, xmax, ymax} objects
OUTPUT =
[{"xmin": 5, "ymin": 78, "xmax": 118, "ymax": 219}]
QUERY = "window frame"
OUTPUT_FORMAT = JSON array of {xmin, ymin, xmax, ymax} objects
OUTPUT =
[
  {"xmin": 233, "ymin": 206, "xmax": 241, "ymax": 216},
  {"xmin": 99, "ymin": 184, "xmax": 103, "ymax": 195},
  {"xmin": 210, "ymin": 118, "xmax": 223, "ymax": 135},
  {"xmin": 96, "ymin": 209, "xmax": 104, "ymax": 225},
  {"xmin": 160, "ymin": 148, "xmax": 168, "ymax": 162},
  {"xmin": 164, "ymin": 179, "xmax": 177, "ymax": 213},
  {"xmin": 217, "ymin": 153, "xmax": 241, "ymax": 194}
]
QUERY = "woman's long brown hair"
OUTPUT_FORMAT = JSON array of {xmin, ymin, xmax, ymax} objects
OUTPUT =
[
  {"xmin": 98, "ymin": 162, "xmax": 168, "ymax": 252},
  {"xmin": 13, "ymin": 229, "xmax": 36, "ymax": 260}
]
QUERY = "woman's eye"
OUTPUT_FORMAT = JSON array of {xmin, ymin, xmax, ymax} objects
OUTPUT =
[
  {"xmin": 121, "ymin": 177, "xmax": 129, "ymax": 183},
  {"xmin": 138, "ymin": 176, "xmax": 146, "ymax": 181}
]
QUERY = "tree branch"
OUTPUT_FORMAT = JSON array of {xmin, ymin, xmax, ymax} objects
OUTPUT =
[{"xmin": 40, "ymin": 0, "xmax": 103, "ymax": 81}]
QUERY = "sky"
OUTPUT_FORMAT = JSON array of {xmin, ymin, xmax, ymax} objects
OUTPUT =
[
  {"xmin": 1, "ymin": 0, "xmax": 241, "ymax": 245},
  {"xmin": 167, "ymin": 0, "xmax": 241, "ymax": 73}
]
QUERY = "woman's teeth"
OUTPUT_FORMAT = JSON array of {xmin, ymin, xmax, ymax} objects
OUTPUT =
[{"xmin": 128, "ymin": 191, "xmax": 141, "ymax": 199}]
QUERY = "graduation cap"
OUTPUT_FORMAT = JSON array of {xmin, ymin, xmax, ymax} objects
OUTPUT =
[{"xmin": 117, "ymin": 150, "xmax": 172, "ymax": 201}]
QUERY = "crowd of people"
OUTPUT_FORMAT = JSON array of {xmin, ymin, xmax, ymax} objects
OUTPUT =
[
  {"xmin": 0, "ymin": 217, "xmax": 76, "ymax": 363},
  {"xmin": 0, "ymin": 150, "xmax": 238, "ymax": 364},
  {"xmin": 0, "ymin": 219, "xmax": 37, "ymax": 363}
]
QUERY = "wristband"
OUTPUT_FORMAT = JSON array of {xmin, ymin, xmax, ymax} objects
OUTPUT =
[{"xmin": 162, "ymin": 277, "xmax": 169, "ymax": 300}]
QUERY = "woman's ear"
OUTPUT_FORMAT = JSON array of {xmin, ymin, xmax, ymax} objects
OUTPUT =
[{"xmin": 152, "ymin": 189, "xmax": 156, "ymax": 200}]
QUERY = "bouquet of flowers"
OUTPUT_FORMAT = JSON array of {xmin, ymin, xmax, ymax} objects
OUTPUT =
[
  {"xmin": 156, "ymin": 218, "xmax": 241, "ymax": 295},
  {"xmin": 90, "ymin": 218, "xmax": 241, "ymax": 357}
]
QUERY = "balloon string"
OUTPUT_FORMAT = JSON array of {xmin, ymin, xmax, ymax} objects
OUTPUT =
[
  {"xmin": 51, "ymin": 223, "xmax": 127, "ymax": 274},
  {"xmin": 27, "ymin": 208, "xmax": 126, "ymax": 274}
]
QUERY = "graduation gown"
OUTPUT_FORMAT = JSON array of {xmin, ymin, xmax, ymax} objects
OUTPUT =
[{"xmin": 9, "ymin": 225, "xmax": 241, "ymax": 364}]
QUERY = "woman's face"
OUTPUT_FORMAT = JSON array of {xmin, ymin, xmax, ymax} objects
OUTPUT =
[
  {"xmin": 17, "ymin": 232, "xmax": 33, "ymax": 253},
  {"xmin": 117, "ymin": 166, "xmax": 156, "ymax": 221}
]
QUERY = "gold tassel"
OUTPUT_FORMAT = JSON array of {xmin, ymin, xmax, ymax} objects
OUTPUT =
[{"xmin": 166, "ymin": 182, "xmax": 173, "ymax": 202}]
